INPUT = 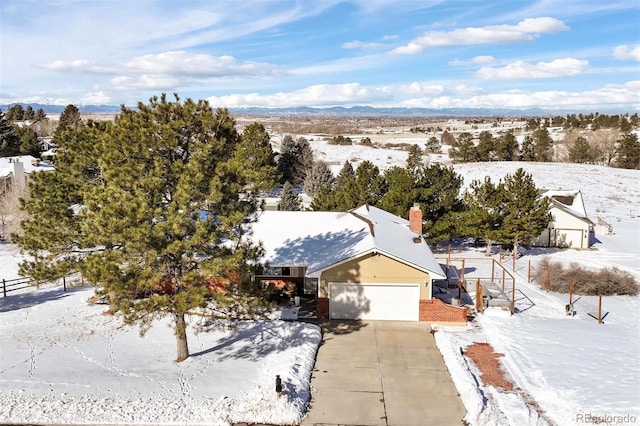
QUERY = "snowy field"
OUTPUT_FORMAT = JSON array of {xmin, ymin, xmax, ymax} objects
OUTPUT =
[
  {"xmin": 0, "ymin": 279, "xmax": 321, "ymax": 425},
  {"xmin": 1, "ymin": 128, "xmax": 639, "ymax": 425}
]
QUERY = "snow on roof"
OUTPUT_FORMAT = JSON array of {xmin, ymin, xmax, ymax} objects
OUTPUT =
[
  {"xmin": 0, "ymin": 155, "xmax": 54, "ymax": 178},
  {"xmin": 249, "ymin": 205, "xmax": 445, "ymax": 279},
  {"xmin": 541, "ymin": 189, "xmax": 591, "ymax": 221}
]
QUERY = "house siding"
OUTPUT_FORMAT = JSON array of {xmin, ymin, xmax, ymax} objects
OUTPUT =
[
  {"xmin": 533, "ymin": 207, "xmax": 591, "ymax": 249},
  {"xmin": 319, "ymin": 252, "xmax": 432, "ymax": 299}
]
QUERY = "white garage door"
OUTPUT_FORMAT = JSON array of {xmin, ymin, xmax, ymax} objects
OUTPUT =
[{"xmin": 329, "ymin": 283, "xmax": 420, "ymax": 321}]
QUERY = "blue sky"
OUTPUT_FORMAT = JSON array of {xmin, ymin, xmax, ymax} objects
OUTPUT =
[{"xmin": 1, "ymin": 0, "xmax": 639, "ymax": 111}]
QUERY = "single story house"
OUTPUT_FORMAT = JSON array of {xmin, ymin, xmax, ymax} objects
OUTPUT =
[
  {"xmin": 249, "ymin": 204, "xmax": 466, "ymax": 323},
  {"xmin": 533, "ymin": 189, "xmax": 594, "ymax": 249}
]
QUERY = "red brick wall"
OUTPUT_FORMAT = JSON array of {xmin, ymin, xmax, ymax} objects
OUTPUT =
[
  {"xmin": 317, "ymin": 297, "xmax": 329, "ymax": 320},
  {"xmin": 419, "ymin": 299, "xmax": 467, "ymax": 323}
]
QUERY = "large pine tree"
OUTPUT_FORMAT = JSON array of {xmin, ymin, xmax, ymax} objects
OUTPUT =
[
  {"xmin": 615, "ymin": 133, "xmax": 640, "ymax": 169},
  {"xmin": 459, "ymin": 177, "xmax": 506, "ymax": 255},
  {"xmin": 18, "ymin": 94, "xmax": 279, "ymax": 362},
  {"xmin": 499, "ymin": 168, "xmax": 551, "ymax": 252}
]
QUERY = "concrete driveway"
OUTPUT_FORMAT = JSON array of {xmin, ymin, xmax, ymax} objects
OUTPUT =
[{"xmin": 301, "ymin": 321, "xmax": 466, "ymax": 426}]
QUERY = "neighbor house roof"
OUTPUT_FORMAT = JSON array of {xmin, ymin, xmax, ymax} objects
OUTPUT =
[
  {"xmin": 541, "ymin": 189, "xmax": 594, "ymax": 224},
  {"xmin": 248, "ymin": 204, "xmax": 446, "ymax": 279},
  {"xmin": 0, "ymin": 155, "xmax": 54, "ymax": 179}
]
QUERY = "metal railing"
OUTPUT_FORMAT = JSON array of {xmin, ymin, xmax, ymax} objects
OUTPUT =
[{"xmin": 2, "ymin": 277, "xmax": 33, "ymax": 297}]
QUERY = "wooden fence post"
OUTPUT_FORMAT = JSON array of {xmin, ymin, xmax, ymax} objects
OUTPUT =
[
  {"xmin": 569, "ymin": 280, "xmax": 574, "ymax": 305},
  {"xmin": 63, "ymin": 276, "xmax": 66, "ymax": 292},
  {"xmin": 460, "ymin": 259, "xmax": 465, "ymax": 283},
  {"xmin": 598, "ymin": 294, "xmax": 603, "ymax": 324},
  {"xmin": 528, "ymin": 260, "xmax": 531, "ymax": 283},
  {"xmin": 475, "ymin": 279, "xmax": 483, "ymax": 313}
]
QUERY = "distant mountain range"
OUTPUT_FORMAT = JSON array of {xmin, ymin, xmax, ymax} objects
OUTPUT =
[{"xmin": 0, "ymin": 103, "xmax": 630, "ymax": 117}]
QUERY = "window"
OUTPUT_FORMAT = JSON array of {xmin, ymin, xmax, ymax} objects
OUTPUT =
[{"xmin": 262, "ymin": 266, "xmax": 292, "ymax": 276}]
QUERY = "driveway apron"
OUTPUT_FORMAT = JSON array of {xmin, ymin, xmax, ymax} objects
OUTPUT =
[{"xmin": 301, "ymin": 321, "xmax": 466, "ymax": 426}]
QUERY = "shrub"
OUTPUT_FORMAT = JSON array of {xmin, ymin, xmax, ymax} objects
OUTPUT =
[
  {"xmin": 533, "ymin": 257, "xmax": 639, "ymax": 296},
  {"xmin": 328, "ymin": 135, "xmax": 353, "ymax": 145}
]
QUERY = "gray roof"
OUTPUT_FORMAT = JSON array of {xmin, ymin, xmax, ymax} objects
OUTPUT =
[{"xmin": 248, "ymin": 204, "xmax": 445, "ymax": 279}]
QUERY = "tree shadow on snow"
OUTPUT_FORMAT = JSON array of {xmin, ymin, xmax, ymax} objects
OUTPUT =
[
  {"xmin": 191, "ymin": 320, "xmax": 320, "ymax": 362},
  {"xmin": 0, "ymin": 285, "xmax": 88, "ymax": 313}
]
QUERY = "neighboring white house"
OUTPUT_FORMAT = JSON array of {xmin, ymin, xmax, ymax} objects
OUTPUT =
[
  {"xmin": 0, "ymin": 155, "xmax": 55, "ymax": 194},
  {"xmin": 533, "ymin": 190, "xmax": 594, "ymax": 249}
]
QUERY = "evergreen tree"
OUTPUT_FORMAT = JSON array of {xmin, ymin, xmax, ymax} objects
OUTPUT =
[
  {"xmin": 15, "ymin": 126, "xmax": 40, "ymax": 157},
  {"xmin": 34, "ymin": 108, "xmax": 47, "ymax": 122},
  {"xmin": 458, "ymin": 177, "xmax": 506, "ymax": 255},
  {"xmin": 568, "ymin": 136, "xmax": 594, "ymax": 164},
  {"xmin": 614, "ymin": 133, "xmax": 640, "ymax": 169},
  {"xmin": 619, "ymin": 116, "xmax": 632, "ymax": 132},
  {"xmin": 304, "ymin": 160, "xmax": 334, "ymax": 197},
  {"xmin": 334, "ymin": 160, "xmax": 355, "ymax": 189},
  {"xmin": 278, "ymin": 181, "xmax": 302, "ymax": 211},
  {"xmin": 24, "ymin": 106, "xmax": 35, "ymax": 120},
  {"xmin": 237, "ymin": 123, "xmax": 280, "ymax": 187},
  {"xmin": 425, "ymin": 136, "xmax": 441, "ymax": 153},
  {"xmin": 309, "ymin": 182, "xmax": 338, "ymax": 211},
  {"xmin": 475, "ymin": 131, "xmax": 494, "ymax": 161},
  {"xmin": 499, "ymin": 168, "xmax": 551, "ymax": 253},
  {"xmin": 532, "ymin": 128, "xmax": 553, "ymax": 161},
  {"xmin": 0, "ymin": 110, "xmax": 20, "ymax": 156},
  {"xmin": 379, "ymin": 166, "xmax": 415, "ymax": 218},
  {"xmin": 415, "ymin": 164, "xmax": 464, "ymax": 241},
  {"xmin": 494, "ymin": 132, "xmax": 519, "ymax": 161},
  {"xmin": 6, "ymin": 104, "xmax": 25, "ymax": 121},
  {"xmin": 277, "ymin": 135, "xmax": 313, "ymax": 186},
  {"xmin": 406, "ymin": 144, "xmax": 424, "ymax": 173},
  {"xmin": 57, "ymin": 104, "xmax": 82, "ymax": 130},
  {"xmin": 521, "ymin": 135, "xmax": 535, "ymax": 161},
  {"xmin": 17, "ymin": 94, "xmax": 279, "ymax": 362},
  {"xmin": 338, "ymin": 161, "xmax": 386, "ymax": 210},
  {"xmin": 448, "ymin": 132, "xmax": 476, "ymax": 163},
  {"xmin": 53, "ymin": 104, "xmax": 84, "ymax": 148}
]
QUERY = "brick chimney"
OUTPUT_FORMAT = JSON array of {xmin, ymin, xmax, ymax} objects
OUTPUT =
[{"xmin": 409, "ymin": 203, "xmax": 422, "ymax": 234}]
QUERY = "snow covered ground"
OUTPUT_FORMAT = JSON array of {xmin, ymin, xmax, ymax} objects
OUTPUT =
[{"xmin": 0, "ymin": 281, "xmax": 321, "ymax": 425}]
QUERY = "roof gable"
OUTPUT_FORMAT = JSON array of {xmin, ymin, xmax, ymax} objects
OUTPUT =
[{"xmin": 541, "ymin": 189, "xmax": 592, "ymax": 223}]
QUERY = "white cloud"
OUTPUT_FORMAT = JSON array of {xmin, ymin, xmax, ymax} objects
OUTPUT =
[
  {"xmin": 450, "ymin": 55, "xmax": 496, "ymax": 66},
  {"xmin": 110, "ymin": 75, "xmax": 182, "ymax": 91},
  {"xmin": 476, "ymin": 58, "xmax": 589, "ymax": 79},
  {"xmin": 37, "ymin": 51, "xmax": 282, "ymax": 79},
  {"xmin": 392, "ymin": 17, "xmax": 569, "ymax": 54},
  {"xmin": 613, "ymin": 44, "xmax": 640, "ymax": 61},
  {"xmin": 395, "ymin": 82, "xmax": 446, "ymax": 96},
  {"xmin": 342, "ymin": 40, "xmax": 383, "ymax": 49},
  {"xmin": 206, "ymin": 83, "xmax": 392, "ymax": 108},
  {"xmin": 398, "ymin": 81, "xmax": 640, "ymax": 110},
  {"xmin": 80, "ymin": 91, "xmax": 112, "ymax": 105}
]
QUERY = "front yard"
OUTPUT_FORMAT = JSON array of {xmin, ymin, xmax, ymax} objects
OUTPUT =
[{"xmin": 0, "ymin": 285, "xmax": 321, "ymax": 425}]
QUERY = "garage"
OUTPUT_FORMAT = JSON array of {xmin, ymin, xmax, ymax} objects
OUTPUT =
[{"xmin": 329, "ymin": 283, "xmax": 420, "ymax": 321}]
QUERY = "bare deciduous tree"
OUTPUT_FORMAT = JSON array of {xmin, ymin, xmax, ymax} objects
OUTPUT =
[{"xmin": 0, "ymin": 184, "xmax": 28, "ymax": 242}]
